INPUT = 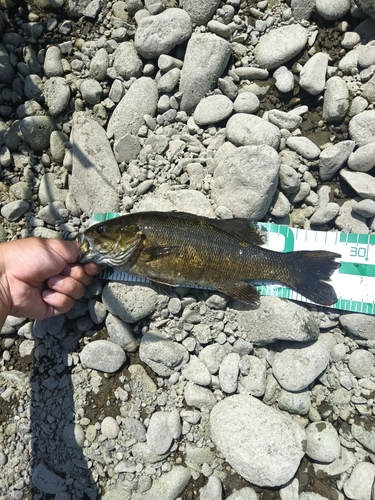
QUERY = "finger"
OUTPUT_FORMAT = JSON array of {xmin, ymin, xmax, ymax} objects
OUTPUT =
[
  {"xmin": 47, "ymin": 275, "xmax": 87, "ymax": 300},
  {"xmin": 42, "ymin": 289, "xmax": 75, "ymax": 316},
  {"xmin": 60, "ymin": 263, "xmax": 95, "ymax": 287},
  {"xmin": 84, "ymin": 262, "xmax": 102, "ymax": 275}
]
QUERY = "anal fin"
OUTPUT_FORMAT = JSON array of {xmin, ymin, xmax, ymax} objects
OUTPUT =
[{"xmin": 217, "ymin": 282, "xmax": 260, "ymax": 307}]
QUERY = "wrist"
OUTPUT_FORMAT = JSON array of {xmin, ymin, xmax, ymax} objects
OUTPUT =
[{"xmin": 0, "ymin": 247, "xmax": 11, "ymax": 330}]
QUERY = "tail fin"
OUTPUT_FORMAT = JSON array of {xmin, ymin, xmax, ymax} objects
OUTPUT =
[{"xmin": 283, "ymin": 251, "xmax": 341, "ymax": 306}]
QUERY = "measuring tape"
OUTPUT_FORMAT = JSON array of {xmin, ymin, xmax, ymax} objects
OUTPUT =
[{"xmin": 91, "ymin": 213, "xmax": 375, "ymax": 315}]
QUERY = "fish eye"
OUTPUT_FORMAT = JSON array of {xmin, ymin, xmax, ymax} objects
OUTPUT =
[{"xmin": 95, "ymin": 225, "xmax": 105, "ymax": 234}]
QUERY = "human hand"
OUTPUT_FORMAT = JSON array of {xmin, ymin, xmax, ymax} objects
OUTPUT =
[{"xmin": 0, "ymin": 237, "xmax": 101, "ymax": 327}]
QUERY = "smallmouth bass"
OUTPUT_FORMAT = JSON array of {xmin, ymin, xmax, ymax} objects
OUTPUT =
[{"xmin": 78, "ymin": 211, "xmax": 341, "ymax": 307}]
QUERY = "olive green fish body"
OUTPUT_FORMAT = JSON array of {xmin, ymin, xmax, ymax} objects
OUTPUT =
[{"xmin": 79, "ymin": 212, "xmax": 340, "ymax": 306}]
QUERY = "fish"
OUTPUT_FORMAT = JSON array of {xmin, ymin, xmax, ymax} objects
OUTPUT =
[{"xmin": 78, "ymin": 211, "xmax": 341, "ymax": 307}]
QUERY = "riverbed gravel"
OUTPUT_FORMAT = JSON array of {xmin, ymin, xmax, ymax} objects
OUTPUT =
[{"xmin": 1, "ymin": 0, "xmax": 375, "ymax": 499}]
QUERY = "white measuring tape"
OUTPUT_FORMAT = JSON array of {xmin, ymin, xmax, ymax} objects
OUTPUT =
[{"xmin": 91, "ymin": 213, "xmax": 375, "ymax": 315}]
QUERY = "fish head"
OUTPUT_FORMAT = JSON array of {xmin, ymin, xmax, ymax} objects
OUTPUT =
[{"xmin": 78, "ymin": 220, "xmax": 143, "ymax": 268}]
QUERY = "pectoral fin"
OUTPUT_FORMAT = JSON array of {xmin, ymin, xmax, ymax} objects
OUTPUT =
[
  {"xmin": 142, "ymin": 246, "xmax": 178, "ymax": 262},
  {"xmin": 217, "ymin": 282, "xmax": 261, "ymax": 307}
]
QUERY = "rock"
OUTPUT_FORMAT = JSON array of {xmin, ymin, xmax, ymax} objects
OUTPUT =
[
  {"xmin": 193, "ymin": 95, "xmax": 233, "ymax": 126},
  {"xmin": 124, "ymin": 417, "xmax": 147, "ymax": 442},
  {"xmin": 107, "ymin": 77, "xmax": 158, "ymax": 140},
  {"xmin": 20, "ymin": 116, "xmax": 55, "ymax": 150},
  {"xmin": 305, "ymin": 422, "xmax": 341, "ymax": 463},
  {"xmin": 279, "ymin": 164, "xmax": 300, "ymax": 194},
  {"xmin": 0, "ymin": 43, "xmax": 15, "ymax": 85},
  {"xmin": 340, "ymin": 169, "xmax": 375, "ymax": 201},
  {"xmin": 105, "ymin": 313, "xmax": 138, "ymax": 352},
  {"xmin": 352, "ymin": 199, "xmax": 375, "ymax": 217},
  {"xmin": 157, "ymin": 67, "xmax": 180, "ymax": 93},
  {"xmin": 348, "ymin": 143, "xmax": 375, "ymax": 172},
  {"xmin": 299, "ymin": 52, "xmax": 329, "ymax": 95},
  {"xmin": 226, "ymin": 114, "xmax": 280, "ymax": 149},
  {"xmin": 313, "ymin": 447, "xmax": 356, "ymax": 478},
  {"xmin": 89, "ymin": 47, "xmax": 109, "ymax": 81},
  {"xmin": 31, "ymin": 463, "xmax": 65, "ymax": 495},
  {"xmin": 50, "ymin": 130, "xmax": 68, "ymax": 163},
  {"xmin": 273, "ymin": 66, "xmax": 295, "ymax": 93},
  {"xmin": 114, "ymin": 133, "xmax": 141, "ymax": 163},
  {"xmin": 80, "ymin": 339, "xmax": 126, "ymax": 372},
  {"xmin": 38, "ymin": 201, "xmax": 66, "ymax": 225},
  {"xmin": 181, "ymin": 0, "xmax": 220, "ymax": 24},
  {"xmin": 225, "ymin": 487, "xmax": 258, "ymax": 500},
  {"xmin": 291, "ymin": 0, "xmax": 315, "ymax": 20},
  {"xmin": 351, "ymin": 422, "xmax": 375, "ymax": 454},
  {"xmin": 43, "ymin": 77, "xmax": 71, "ymax": 116},
  {"xmin": 135, "ymin": 8, "xmax": 192, "ymax": 59},
  {"xmin": 335, "ymin": 200, "xmax": 369, "ymax": 233},
  {"xmin": 233, "ymin": 92, "xmax": 260, "ymax": 114},
  {"xmin": 207, "ymin": 19, "xmax": 231, "ymax": 39},
  {"xmin": 343, "ymin": 462, "xmax": 375, "ymax": 500},
  {"xmin": 254, "ymin": 24, "xmax": 308, "ymax": 69},
  {"xmin": 182, "ymin": 355, "xmax": 211, "ymax": 386},
  {"xmin": 319, "ymin": 140, "xmax": 355, "ymax": 181},
  {"xmin": 212, "ymin": 145, "xmax": 279, "ymax": 219},
  {"xmin": 234, "ymin": 67, "xmax": 269, "ymax": 80},
  {"xmin": 268, "ymin": 109, "xmax": 302, "ymax": 131},
  {"xmin": 272, "ymin": 341, "xmax": 330, "ymax": 391},
  {"xmin": 184, "ymin": 382, "xmax": 216, "ymax": 409},
  {"xmin": 71, "ymin": 111, "xmax": 120, "ymax": 213},
  {"xmin": 179, "ymin": 33, "xmax": 231, "ymax": 114},
  {"xmin": 140, "ymin": 330, "xmax": 189, "ymax": 377},
  {"xmin": 278, "ymin": 389, "xmax": 311, "ymax": 415},
  {"xmin": 348, "ymin": 349, "xmax": 374, "ymax": 378},
  {"xmin": 43, "ymin": 46, "xmax": 64, "ymax": 77},
  {"xmin": 219, "ymin": 353, "xmax": 240, "ymax": 394},
  {"xmin": 340, "ymin": 313, "xmax": 375, "ymax": 340},
  {"xmin": 286, "ymin": 136, "xmax": 321, "ymax": 160},
  {"xmin": 234, "ymin": 296, "xmax": 319, "ymax": 345},
  {"xmin": 131, "ymin": 466, "xmax": 191, "ymax": 500},
  {"xmin": 341, "ymin": 31, "xmax": 361, "ymax": 49},
  {"xmin": 147, "ymin": 410, "xmax": 180, "ymax": 455},
  {"xmin": 349, "ymin": 110, "xmax": 375, "ymax": 146},
  {"xmin": 315, "ymin": 0, "xmax": 350, "ymax": 20},
  {"xmin": 322, "ymin": 76, "xmax": 349, "ymax": 122},
  {"xmin": 102, "ymin": 283, "xmax": 158, "ymax": 323},
  {"xmin": 239, "ymin": 355, "xmax": 267, "ymax": 397},
  {"xmin": 101, "ymin": 416, "xmax": 120, "ymax": 439},
  {"xmin": 210, "ymin": 395, "xmax": 305, "ymax": 487},
  {"xmin": 355, "ymin": 0, "xmax": 375, "ymax": 20},
  {"xmin": 113, "ymin": 41, "xmax": 143, "ymax": 80},
  {"xmin": 1, "ymin": 200, "xmax": 29, "ymax": 221},
  {"xmin": 80, "ymin": 79, "xmax": 102, "ymax": 105},
  {"xmin": 39, "ymin": 173, "xmax": 68, "ymax": 205}
]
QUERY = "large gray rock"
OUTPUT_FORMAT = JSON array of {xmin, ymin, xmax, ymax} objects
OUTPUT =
[
  {"xmin": 107, "ymin": 77, "xmax": 158, "ymax": 141},
  {"xmin": 349, "ymin": 110, "xmax": 375, "ymax": 146},
  {"xmin": 299, "ymin": 52, "xmax": 329, "ymax": 95},
  {"xmin": 212, "ymin": 145, "xmax": 279, "ymax": 219},
  {"xmin": 71, "ymin": 111, "xmax": 120, "ymax": 214},
  {"xmin": 102, "ymin": 283, "xmax": 158, "ymax": 323},
  {"xmin": 319, "ymin": 140, "xmax": 355, "ymax": 181},
  {"xmin": 113, "ymin": 41, "xmax": 143, "ymax": 80},
  {"xmin": 181, "ymin": 0, "xmax": 220, "ymax": 24},
  {"xmin": 140, "ymin": 331, "xmax": 189, "ymax": 377},
  {"xmin": 226, "ymin": 114, "xmax": 280, "ymax": 149},
  {"xmin": 179, "ymin": 33, "xmax": 231, "ymax": 114},
  {"xmin": 210, "ymin": 395, "xmax": 306, "ymax": 487},
  {"xmin": 339, "ymin": 313, "xmax": 375, "ymax": 340},
  {"xmin": 80, "ymin": 340, "xmax": 126, "ymax": 373},
  {"xmin": 20, "ymin": 116, "xmax": 55, "ymax": 151},
  {"xmin": 43, "ymin": 77, "xmax": 71, "ymax": 116},
  {"xmin": 322, "ymin": 76, "xmax": 349, "ymax": 122},
  {"xmin": 234, "ymin": 296, "xmax": 320, "ymax": 345},
  {"xmin": 135, "ymin": 8, "xmax": 192, "ymax": 59},
  {"xmin": 254, "ymin": 24, "xmax": 308, "ymax": 69},
  {"xmin": 340, "ymin": 169, "xmax": 375, "ymax": 201}
]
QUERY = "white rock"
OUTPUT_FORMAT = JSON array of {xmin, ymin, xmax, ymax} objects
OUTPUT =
[
  {"xmin": 349, "ymin": 110, "xmax": 375, "ymax": 146},
  {"xmin": 113, "ymin": 41, "xmax": 143, "ymax": 80},
  {"xmin": 254, "ymin": 24, "xmax": 308, "ymax": 69},
  {"xmin": 101, "ymin": 416, "xmax": 120, "ymax": 439},
  {"xmin": 233, "ymin": 92, "xmax": 260, "ymax": 114},
  {"xmin": 80, "ymin": 340, "xmax": 126, "ymax": 373},
  {"xmin": 43, "ymin": 77, "xmax": 71, "ymax": 115},
  {"xmin": 182, "ymin": 355, "xmax": 211, "ymax": 386},
  {"xmin": 319, "ymin": 140, "xmax": 355, "ymax": 181},
  {"xmin": 315, "ymin": 0, "xmax": 350, "ymax": 20},
  {"xmin": 299, "ymin": 52, "xmax": 329, "ymax": 95},
  {"xmin": 343, "ymin": 462, "xmax": 375, "ymax": 500},
  {"xmin": 305, "ymin": 421, "xmax": 341, "ymax": 463},
  {"xmin": 219, "ymin": 353, "xmax": 240, "ymax": 394},
  {"xmin": 348, "ymin": 142, "xmax": 375, "ymax": 172},
  {"xmin": 212, "ymin": 145, "xmax": 280, "ymax": 219},
  {"xmin": 102, "ymin": 283, "xmax": 158, "ymax": 323},
  {"xmin": 340, "ymin": 169, "xmax": 375, "ymax": 201},
  {"xmin": 226, "ymin": 113, "xmax": 280, "ymax": 149},
  {"xmin": 348, "ymin": 349, "xmax": 374, "ymax": 377},
  {"xmin": 140, "ymin": 331, "xmax": 189, "ymax": 377},
  {"xmin": 273, "ymin": 66, "xmax": 294, "ymax": 93},
  {"xmin": 322, "ymin": 76, "xmax": 349, "ymax": 122},
  {"xmin": 210, "ymin": 394, "xmax": 306, "ymax": 487},
  {"xmin": 287, "ymin": 136, "xmax": 321, "ymax": 160},
  {"xmin": 272, "ymin": 340, "xmax": 330, "ymax": 392},
  {"xmin": 193, "ymin": 95, "xmax": 233, "ymax": 126}
]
